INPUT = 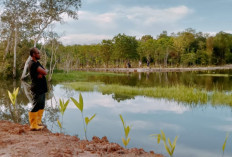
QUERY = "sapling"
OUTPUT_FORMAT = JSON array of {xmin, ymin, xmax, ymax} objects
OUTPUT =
[
  {"xmin": 58, "ymin": 99, "xmax": 69, "ymax": 131},
  {"xmin": 119, "ymin": 114, "xmax": 131, "ymax": 148},
  {"xmin": 8, "ymin": 87, "xmax": 19, "ymax": 107},
  {"xmin": 7, "ymin": 87, "xmax": 19, "ymax": 122},
  {"xmin": 71, "ymin": 93, "xmax": 96, "ymax": 140},
  {"xmin": 151, "ymin": 130, "xmax": 178, "ymax": 157}
]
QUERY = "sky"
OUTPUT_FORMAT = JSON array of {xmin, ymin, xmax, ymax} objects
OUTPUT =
[{"xmin": 54, "ymin": 0, "xmax": 232, "ymax": 45}]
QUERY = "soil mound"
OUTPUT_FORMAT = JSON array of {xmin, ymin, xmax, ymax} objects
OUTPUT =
[{"xmin": 0, "ymin": 120, "xmax": 163, "ymax": 157}]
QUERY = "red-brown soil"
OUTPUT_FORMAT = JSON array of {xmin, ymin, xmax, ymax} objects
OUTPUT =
[{"xmin": 0, "ymin": 120, "xmax": 163, "ymax": 157}]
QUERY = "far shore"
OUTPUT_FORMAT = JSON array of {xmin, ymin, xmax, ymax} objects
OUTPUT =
[{"xmin": 75, "ymin": 64, "xmax": 232, "ymax": 73}]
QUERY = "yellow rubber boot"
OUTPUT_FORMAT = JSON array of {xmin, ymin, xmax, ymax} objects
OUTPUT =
[
  {"xmin": 29, "ymin": 112, "xmax": 44, "ymax": 131},
  {"xmin": 37, "ymin": 109, "xmax": 44, "ymax": 126}
]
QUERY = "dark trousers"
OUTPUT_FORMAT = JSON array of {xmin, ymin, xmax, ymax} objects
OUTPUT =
[{"xmin": 31, "ymin": 93, "xmax": 45, "ymax": 112}]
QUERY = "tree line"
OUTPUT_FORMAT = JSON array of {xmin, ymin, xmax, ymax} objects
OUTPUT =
[{"xmin": 1, "ymin": 1, "xmax": 232, "ymax": 80}]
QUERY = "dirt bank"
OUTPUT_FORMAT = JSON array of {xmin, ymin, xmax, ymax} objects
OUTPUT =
[
  {"xmin": 0, "ymin": 120, "xmax": 163, "ymax": 157},
  {"xmin": 77, "ymin": 65, "xmax": 232, "ymax": 73}
]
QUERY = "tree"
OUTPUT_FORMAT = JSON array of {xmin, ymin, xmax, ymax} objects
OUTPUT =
[
  {"xmin": 1, "ymin": 0, "xmax": 33, "ymax": 79},
  {"xmin": 101, "ymin": 40, "xmax": 113, "ymax": 68},
  {"xmin": 21, "ymin": 0, "xmax": 82, "ymax": 80},
  {"xmin": 112, "ymin": 34, "xmax": 138, "ymax": 67}
]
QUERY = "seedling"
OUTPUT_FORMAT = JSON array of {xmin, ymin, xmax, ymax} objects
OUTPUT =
[
  {"xmin": 151, "ymin": 130, "xmax": 178, "ymax": 157},
  {"xmin": 8, "ymin": 87, "xmax": 19, "ymax": 106},
  {"xmin": 58, "ymin": 99, "xmax": 69, "ymax": 131},
  {"xmin": 71, "ymin": 93, "xmax": 96, "ymax": 140},
  {"xmin": 119, "ymin": 114, "xmax": 131, "ymax": 148}
]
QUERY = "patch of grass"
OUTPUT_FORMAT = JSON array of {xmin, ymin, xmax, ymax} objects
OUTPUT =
[
  {"xmin": 211, "ymin": 92, "xmax": 232, "ymax": 106},
  {"xmin": 52, "ymin": 71, "xmax": 126, "ymax": 83},
  {"xmin": 63, "ymin": 82, "xmax": 208, "ymax": 104}
]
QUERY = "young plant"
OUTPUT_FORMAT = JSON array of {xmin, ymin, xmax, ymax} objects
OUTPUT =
[
  {"xmin": 119, "ymin": 114, "xmax": 131, "ymax": 148},
  {"xmin": 222, "ymin": 133, "xmax": 229, "ymax": 156},
  {"xmin": 58, "ymin": 99, "xmax": 69, "ymax": 131},
  {"xmin": 71, "ymin": 93, "xmax": 96, "ymax": 140},
  {"xmin": 151, "ymin": 130, "xmax": 178, "ymax": 157},
  {"xmin": 8, "ymin": 87, "xmax": 19, "ymax": 107}
]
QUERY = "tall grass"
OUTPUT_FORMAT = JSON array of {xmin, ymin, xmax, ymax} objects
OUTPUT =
[
  {"xmin": 52, "ymin": 71, "xmax": 125, "ymax": 82},
  {"xmin": 64, "ymin": 82, "xmax": 208, "ymax": 104}
]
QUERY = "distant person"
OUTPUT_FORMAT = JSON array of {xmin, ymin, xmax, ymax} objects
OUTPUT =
[
  {"xmin": 28, "ymin": 47, "xmax": 48, "ymax": 131},
  {"xmin": 127, "ymin": 61, "xmax": 131, "ymax": 68},
  {"xmin": 147, "ymin": 60, "xmax": 150, "ymax": 67}
]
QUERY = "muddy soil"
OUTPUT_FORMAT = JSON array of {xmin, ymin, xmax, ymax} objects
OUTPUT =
[{"xmin": 0, "ymin": 120, "xmax": 163, "ymax": 157}]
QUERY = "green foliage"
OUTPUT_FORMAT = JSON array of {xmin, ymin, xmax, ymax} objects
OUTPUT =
[
  {"xmin": 8, "ymin": 87, "xmax": 19, "ymax": 106},
  {"xmin": 151, "ymin": 130, "xmax": 178, "ymax": 157},
  {"xmin": 57, "ymin": 119, "xmax": 62, "ymax": 129},
  {"xmin": 119, "ymin": 114, "xmax": 131, "ymax": 148},
  {"xmin": 71, "ymin": 93, "xmax": 83, "ymax": 112},
  {"xmin": 85, "ymin": 114, "xmax": 96, "ymax": 126},
  {"xmin": 58, "ymin": 99, "xmax": 69, "ymax": 116}
]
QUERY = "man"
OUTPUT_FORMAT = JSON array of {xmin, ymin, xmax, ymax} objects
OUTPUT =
[{"xmin": 28, "ymin": 47, "xmax": 48, "ymax": 131}]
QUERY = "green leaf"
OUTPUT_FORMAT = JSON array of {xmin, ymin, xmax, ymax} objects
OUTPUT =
[
  {"xmin": 79, "ymin": 93, "xmax": 83, "ymax": 112},
  {"xmin": 168, "ymin": 138, "xmax": 172, "ymax": 148},
  {"xmin": 122, "ymin": 138, "xmax": 128, "ymax": 147},
  {"xmin": 161, "ymin": 130, "xmax": 166, "ymax": 142},
  {"xmin": 8, "ymin": 91, "xmax": 14, "ymax": 105},
  {"xmin": 85, "ymin": 117, "xmax": 90, "ymax": 125},
  {"xmin": 172, "ymin": 136, "xmax": 178, "ymax": 148},
  {"xmin": 119, "ymin": 114, "xmax": 125, "ymax": 128},
  {"xmin": 13, "ymin": 87, "xmax": 19, "ymax": 98},
  {"xmin": 222, "ymin": 133, "xmax": 229, "ymax": 153},
  {"xmin": 163, "ymin": 141, "xmax": 172, "ymax": 156},
  {"xmin": 85, "ymin": 114, "xmax": 96, "ymax": 126},
  {"xmin": 57, "ymin": 119, "xmax": 62, "ymax": 128},
  {"xmin": 127, "ymin": 137, "xmax": 131, "ymax": 146},
  {"xmin": 157, "ymin": 134, "xmax": 161, "ymax": 144},
  {"xmin": 89, "ymin": 113, "xmax": 96, "ymax": 122},
  {"xmin": 125, "ymin": 126, "xmax": 130, "ymax": 138},
  {"xmin": 71, "ymin": 97, "xmax": 83, "ymax": 113}
]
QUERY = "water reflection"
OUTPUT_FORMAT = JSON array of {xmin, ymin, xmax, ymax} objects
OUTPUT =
[{"xmin": 1, "ymin": 70, "xmax": 232, "ymax": 157}]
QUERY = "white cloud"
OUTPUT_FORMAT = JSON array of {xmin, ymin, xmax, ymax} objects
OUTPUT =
[
  {"xmin": 121, "ymin": 5, "xmax": 193, "ymax": 26},
  {"xmin": 59, "ymin": 33, "xmax": 113, "ymax": 45},
  {"xmin": 55, "ymin": 5, "xmax": 193, "ymax": 44}
]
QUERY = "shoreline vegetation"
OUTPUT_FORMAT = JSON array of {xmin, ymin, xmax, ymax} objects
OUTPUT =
[
  {"xmin": 73, "ymin": 64, "xmax": 232, "ymax": 73},
  {"xmin": 51, "ymin": 65, "xmax": 232, "ymax": 106}
]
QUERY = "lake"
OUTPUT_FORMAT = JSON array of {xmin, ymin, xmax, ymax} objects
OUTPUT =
[{"xmin": 1, "ymin": 70, "xmax": 232, "ymax": 157}]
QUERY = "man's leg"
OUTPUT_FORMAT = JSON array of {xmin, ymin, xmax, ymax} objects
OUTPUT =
[
  {"xmin": 29, "ymin": 94, "xmax": 44, "ymax": 131},
  {"xmin": 37, "ymin": 94, "xmax": 46, "ymax": 126}
]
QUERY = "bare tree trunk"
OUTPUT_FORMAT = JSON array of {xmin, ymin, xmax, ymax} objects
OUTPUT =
[
  {"xmin": 4, "ymin": 33, "xmax": 11, "ymax": 60},
  {"xmin": 13, "ymin": 26, "xmax": 17, "ymax": 79}
]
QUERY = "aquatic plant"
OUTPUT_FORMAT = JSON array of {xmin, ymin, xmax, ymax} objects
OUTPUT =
[
  {"xmin": 151, "ymin": 130, "xmax": 178, "ymax": 157},
  {"xmin": 119, "ymin": 114, "xmax": 131, "ymax": 148},
  {"xmin": 8, "ymin": 87, "xmax": 19, "ymax": 106},
  {"xmin": 222, "ymin": 133, "xmax": 229, "ymax": 156},
  {"xmin": 71, "ymin": 93, "xmax": 96, "ymax": 140}
]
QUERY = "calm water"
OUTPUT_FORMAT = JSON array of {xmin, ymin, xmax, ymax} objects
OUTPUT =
[{"xmin": 1, "ymin": 70, "xmax": 232, "ymax": 157}]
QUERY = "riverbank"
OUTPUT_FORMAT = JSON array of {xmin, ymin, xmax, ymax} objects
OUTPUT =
[
  {"xmin": 76, "ymin": 64, "xmax": 232, "ymax": 73},
  {"xmin": 0, "ymin": 120, "xmax": 163, "ymax": 157}
]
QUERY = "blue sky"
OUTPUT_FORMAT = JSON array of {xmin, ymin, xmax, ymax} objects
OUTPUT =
[{"xmin": 55, "ymin": 0, "xmax": 232, "ymax": 45}]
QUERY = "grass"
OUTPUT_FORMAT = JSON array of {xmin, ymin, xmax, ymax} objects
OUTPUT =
[
  {"xmin": 63, "ymin": 82, "xmax": 209, "ymax": 104},
  {"xmin": 52, "ymin": 71, "xmax": 125, "ymax": 83}
]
